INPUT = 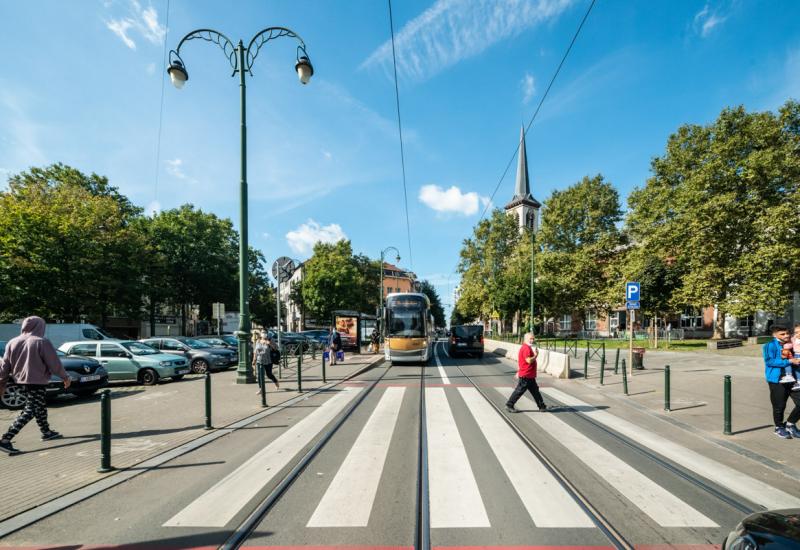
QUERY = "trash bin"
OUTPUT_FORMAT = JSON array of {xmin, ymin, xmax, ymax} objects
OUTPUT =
[{"xmin": 632, "ymin": 347, "xmax": 645, "ymax": 369}]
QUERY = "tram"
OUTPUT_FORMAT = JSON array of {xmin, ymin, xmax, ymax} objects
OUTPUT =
[{"xmin": 383, "ymin": 292, "xmax": 435, "ymax": 364}]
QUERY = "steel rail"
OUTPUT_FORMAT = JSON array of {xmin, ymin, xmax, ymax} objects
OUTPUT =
[
  {"xmin": 415, "ymin": 359, "xmax": 431, "ymax": 550},
  {"xmin": 220, "ymin": 359, "xmax": 390, "ymax": 549}
]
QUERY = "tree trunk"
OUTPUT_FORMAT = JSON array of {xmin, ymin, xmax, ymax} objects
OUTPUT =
[
  {"xmin": 181, "ymin": 304, "xmax": 187, "ymax": 336},
  {"xmin": 149, "ymin": 301, "xmax": 156, "ymax": 337},
  {"xmin": 713, "ymin": 306, "xmax": 726, "ymax": 339}
]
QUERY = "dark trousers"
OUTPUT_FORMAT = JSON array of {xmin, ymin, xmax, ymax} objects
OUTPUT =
[
  {"xmin": 258, "ymin": 363, "xmax": 278, "ymax": 385},
  {"xmin": 768, "ymin": 382, "xmax": 800, "ymax": 427},
  {"xmin": 3, "ymin": 385, "xmax": 51, "ymax": 441},
  {"xmin": 507, "ymin": 377, "xmax": 545, "ymax": 409}
]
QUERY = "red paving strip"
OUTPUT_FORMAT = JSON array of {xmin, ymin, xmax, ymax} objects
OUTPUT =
[{"xmin": 1, "ymin": 545, "xmax": 722, "ymax": 550}]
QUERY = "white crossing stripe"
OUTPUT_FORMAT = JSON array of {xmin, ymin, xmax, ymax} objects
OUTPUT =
[
  {"xmin": 458, "ymin": 388, "xmax": 594, "ymax": 528},
  {"xmin": 541, "ymin": 388, "xmax": 800, "ymax": 510},
  {"xmin": 164, "ymin": 387, "xmax": 362, "ymax": 527},
  {"xmin": 434, "ymin": 344, "xmax": 450, "ymax": 384},
  {"xmin": 427, "ymin": 387, "xmax": 490, "ymax": 528},
  {"xmin": 513, "ymin": 394, "xmax": 716, "ymax": 527},
  {"xmin": 307, "ymin": 387, "xmax": 405, "ymax": 527}
]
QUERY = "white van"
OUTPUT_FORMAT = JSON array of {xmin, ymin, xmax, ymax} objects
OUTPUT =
[{"xmin": 0, "ymin": 323, "xmax": 116, "ymax": 349}]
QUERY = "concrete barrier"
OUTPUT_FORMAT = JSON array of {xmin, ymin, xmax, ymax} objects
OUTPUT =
[{"xmin": 483, "ymin": 338, "xmax": 570, "ymax": 379}]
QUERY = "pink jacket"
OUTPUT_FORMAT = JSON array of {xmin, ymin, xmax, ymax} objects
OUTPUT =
[{"xmin": 0, "ymin": 316, "xmax": 68, "ymax": 385}]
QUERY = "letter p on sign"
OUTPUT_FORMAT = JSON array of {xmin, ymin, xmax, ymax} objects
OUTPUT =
[{"xmin": 626, "ymin": 282, "xmax": 640, "ymax": 301}]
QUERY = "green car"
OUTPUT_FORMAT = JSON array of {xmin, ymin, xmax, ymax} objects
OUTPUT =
[{"xmin": 58, "ymin": 340, "xmax": 191, "ymax": 385}]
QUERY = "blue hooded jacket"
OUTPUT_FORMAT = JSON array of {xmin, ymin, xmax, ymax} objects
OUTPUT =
[{"xmin": 763, "ymin": 338, "xmax": 791, "ymax": 383}]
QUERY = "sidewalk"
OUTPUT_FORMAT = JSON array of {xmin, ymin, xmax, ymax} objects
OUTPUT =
[
  {"xmin": 568, "ymin": 348, "xmax": 800, "ymax": 479},
  {"xmin": 0, "ymin": 351, "xmax": 382, "ymax": 523}
]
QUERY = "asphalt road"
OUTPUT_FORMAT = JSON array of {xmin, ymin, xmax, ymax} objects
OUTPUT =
[{"xmin": 2, "ymin": 340, "xmax": 797, "ymax": 549}]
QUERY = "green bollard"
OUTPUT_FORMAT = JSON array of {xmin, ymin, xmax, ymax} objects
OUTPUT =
[
  {"xmin": 614, "ymin": 348, "xmax": 620, "ymax": 374},
  {"xmin": 98, "ymin": 389, "xmax": 113, "ymax": 473},
  {"xmin": 583, "ymin": 352, "xmax": 588, "ymax": 379},
  {"xmin": 600, "ymin": 355, "xmax": 605, "ymax": 385},
  {"xmin": 322, "ymin": 349, "xmax": 327, "ymax": 384},
  {"xmin": 622, "ymin": 358, "xmax": 628, "ymax": 395},
  {"xmin": 204, "ymin": 372, "xmax": 213, "ymax": 430},
  {"xmin": 601, "ymin": 342, "xmax": 606, "ymax": 366},
  {"xmin": 258, "ymin": 363, "xmax": 267, "ymax": 408},
  {"xmin": 297, "ymin": 349, "xmax": 303, "ymax": 393},
  {"xmin": 664, "ymin": 365, "xmax": 671, "ymax": 411},
  {"xmin": 724, "ymin": 375, "xmax": 732, "ymax": 435}
]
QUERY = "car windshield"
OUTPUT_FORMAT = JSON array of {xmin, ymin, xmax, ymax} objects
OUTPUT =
[
  {"xmin": 388, "ymin": 310, "xmax": 425, "ymax": 337},
  {"xmin": 121, "ymin": 342, "xmax": 159, "ymax": 355},
  {"xmin": 221, "ymin": 335, "xmax": 238, "ymax": 345},
  {"xmin": 56, "ymin": 349, "xmax": 65, "ymax": 357},
  {"xmin": 184, "ymin": 338, "xmax": 211, "ymax": 348}
]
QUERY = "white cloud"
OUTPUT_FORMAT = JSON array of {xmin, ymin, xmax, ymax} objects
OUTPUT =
[
  {"xmin": 322, "ymin": 150, "xmax": 333, "ymax": 160},
  {"xmin": 165, "ymin": 158, "xmax": 195, "ymax": 182},
  {"xmin": 418, "ymin": 184, "xmax": 488, "ymax": 216},
  {"xmin": 145, "ymin": 200, "xmax": 161, "ymax": 216},
  {"xmin": 105, "ymin": 0, "xmax": 166, "ymax": 50},
  {"xmin": 0, "ymin": 88, "xmax": 46, "ymax": 170},
  {"xmin": 286, "ymin": 220, "xmax": 347, "ymax": 255},
  {"xmin": 362, "ymin": 0, "xmax": 575, "ymax": 83},
  {"xmin": 693, "ymin": 4, "xmax": 727, "ymax": 38},
  {"xmin": 521, "ymin": 72, "xmax": 536, "ymax": 104}
]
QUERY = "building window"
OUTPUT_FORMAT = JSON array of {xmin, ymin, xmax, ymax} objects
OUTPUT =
[
  {"xmin": 680, "ymin": 307, "xmax": 703, "ymax": 328},
  {"xmin": 559, "ymin": 314, "xmax": 572, "ymax": 331},
  {"xmin": 738, "ymin": 315, "xmax": 754, "ymax": 328},
  {"xmin": 584, "ymin": 312, "xmax": 597, "ymax": 331},
  {"xmin": 609, "ymin": 314, "xmax": 619, "ymax": 331}
]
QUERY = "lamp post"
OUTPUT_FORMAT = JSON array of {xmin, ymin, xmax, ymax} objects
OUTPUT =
[
  {"xmin": 167, "ymin": 28, "xmax": 313, "ymax": 384},
  {"xmin": 379, "ymin": 246, "xmax": 401, "ymax": 337},
  {"xmin": 530, "ymin": 227, "xmax": 535, "ymax": 335}
]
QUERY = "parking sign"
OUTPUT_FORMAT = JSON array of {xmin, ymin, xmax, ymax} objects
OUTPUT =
[{"xmin": 626, "ymin": 282, "xmax": 640, "ymax": 302}]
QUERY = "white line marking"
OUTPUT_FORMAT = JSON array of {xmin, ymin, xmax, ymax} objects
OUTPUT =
[
  {"xmin": 434, "ymin": 343, "xmax": 450, "ymax": 384},
  {"xmin": 513, "ymin": 393, "xmax": 716, "ymax": 527},
  {"xmin": 307, "ymin": 387, "xmax": 405, "ymax": 527},
  {"xmin": 541, "ymin": 387, "xmax": 800, "ymax": 510},
  {"xmin": 443, "ymin": 344, "xmax": 450, "ymax": 358},
  {"xmin": 458, "ymin": 388, "xmax": 594, "ymax": 527},
  {"xmin": 426, "ymin": 387, "xmax": 490, "ymax": 528},
  {"xmin": 164, "ymin": 387, "xmax": 362, "ymax": 527}
]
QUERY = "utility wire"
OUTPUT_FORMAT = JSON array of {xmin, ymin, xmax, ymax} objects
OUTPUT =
[
  {"xmin": 478, "ymin": 0, "xmax": 597, "ymax": 222},
  {"xmin": 387, "ymin": 0, "xmax": 414, "ymax": 270},
  {"xmin": 152, "ymin": 0, "xmax": 171, "ymax": 216}
]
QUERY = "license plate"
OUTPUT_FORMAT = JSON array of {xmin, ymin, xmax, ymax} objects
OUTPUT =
[
  {"xmin": 80, "ymin": 375, "xmax": 102, "ymax": 382},
  {"xmin": 457, "ymin": 343, "xmax": 467, "ymax": 346},
  {"xmin": 176, "ymin": 369, "xmax": 190, "ymax": 375}
]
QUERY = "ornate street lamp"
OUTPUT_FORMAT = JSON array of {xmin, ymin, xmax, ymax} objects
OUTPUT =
[{"xmin": 167, "ymin": 27, "xmax": 313, "ymax": 384}]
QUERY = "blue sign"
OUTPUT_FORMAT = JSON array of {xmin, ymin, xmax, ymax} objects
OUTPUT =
[
  {"xmin": 626, "ymin": 282, "xmax": 640, "ymax": 302},
  {"xmin": 626, "ymin": 301, "xmax": 640, "ymax": 310}
]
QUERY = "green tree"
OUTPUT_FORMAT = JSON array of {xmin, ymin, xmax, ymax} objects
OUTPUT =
[
  {"xmin": 626, "ymin": 102, "xmax": 800, "ymax": 338},
  {"xmin": 418, "ymin": 280, "xmax": 445, "ymax": 328},
  {"xmin": 301, "ymin": 240, "xmax": 360, "ymax": 323},
  {"xmin": 353, "ymin": 254, "xmax": 381, "ymax": 315},
  {"xmin": 249, "ymin": 248, "xmax": 278, "ymax": 328}
]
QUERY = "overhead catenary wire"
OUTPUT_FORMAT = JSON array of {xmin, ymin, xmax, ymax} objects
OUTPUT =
[
  {"xmin": 478, "ymin": 0, "xmax": 597, "ymax": 222},
  {"xmin": 152, "ymin": 0, "xmax": 171, "ymax": 216},
  {"xmin": 387, "ymin": 0, "xmax": 414, "ymax": 270}
]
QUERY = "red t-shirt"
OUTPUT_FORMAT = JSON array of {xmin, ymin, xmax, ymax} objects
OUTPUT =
[{"xmin": 517, "ymin": 344, "xmax": 538, "ymax": 378}]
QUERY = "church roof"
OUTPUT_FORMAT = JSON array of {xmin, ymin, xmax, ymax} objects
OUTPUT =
[{"xmin": 504, "ymin": 125, "xmax": 541, "ymax": 210}]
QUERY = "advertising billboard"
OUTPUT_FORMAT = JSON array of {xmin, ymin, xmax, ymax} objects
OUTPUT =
[{"xmin": 335, "ymin": 313, "xmax": 359, "ymax": 350}]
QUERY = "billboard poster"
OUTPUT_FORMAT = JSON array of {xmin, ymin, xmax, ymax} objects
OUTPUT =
[{"xmin": 335, "ymin": 314, "xmax": 358, "ymax": 348}]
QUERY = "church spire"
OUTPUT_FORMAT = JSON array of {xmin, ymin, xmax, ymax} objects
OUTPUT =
[{"xmin": 514, "ymin": 125, "xmax": 531, "ymax": 201}]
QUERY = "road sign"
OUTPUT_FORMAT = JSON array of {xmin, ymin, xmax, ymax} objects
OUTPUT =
[
  {"xmin": 626, "ymin": 300, "xmax": 640, "ymax": 310},
  {"xmin": 212, "ymin": 302, "xmax": 225, "ymax": 319},
  {"xmin": 626, "ymin": 282, "xmax": 640, "ymax": 302},
  {"xmin": 272, "ymin": 257, "xmax": 296, "ymax": 280}
]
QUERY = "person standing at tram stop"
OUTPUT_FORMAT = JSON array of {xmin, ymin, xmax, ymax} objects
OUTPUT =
[
  {"xmin": 370, "ymin": 329, "xmax": 380, "ymax": 354},
  {"xmin": 506, "ymin": 332, "xmax": 547, "ymax": 413},
  {"xmin": 328, "ymin": 327, "xmax": 342, "ymax": 366},
  {"xmin": 0, "ymin": 316, "xmax": 71, "ymax": 456},
  {"xmin": 252, "ymin": 332, "xmax": 279, "ymax": 393}
]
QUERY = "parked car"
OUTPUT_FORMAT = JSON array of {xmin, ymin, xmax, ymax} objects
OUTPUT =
[
  {"xmin": 448, "ymin": 325, "xmax": 484, "ymax": 358},
  {"xmin": 723, "ymin": 509, "xmax": 800, "ymax": 548},
  {"xmin": 1, "ymin": 341, "xmax": 109, "ymax": 410},
  {"xmin": 139, "ymin": 336, "xmax": 237, "ymax": 373},
  {"xmin": 194, "ymin": 335, "xmax": 237, "ymax": 350},
  {"xmin": 301, "ymin": 329, "xmax": 331, "ymax": 345},
  {"xmin": 0, "ymin": 323, "xmax": 117, "ymax": 349},
  {"xmin": 266, "ymin": 330, "xmax": 312, "ymax": 351},
  {"xmin": 59, "ymin": 340, "xmax": 189, "ymax": 385}
]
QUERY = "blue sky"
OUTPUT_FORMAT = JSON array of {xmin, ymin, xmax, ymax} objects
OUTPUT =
[{"xmin": 1, "ymin": 0, "xmax": 799, "ymax": 320}]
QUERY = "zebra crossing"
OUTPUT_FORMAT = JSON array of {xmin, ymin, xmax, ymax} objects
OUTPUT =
[{"xmin": 164, "ymin": 363, "xmax": 798, "ymax": 534}]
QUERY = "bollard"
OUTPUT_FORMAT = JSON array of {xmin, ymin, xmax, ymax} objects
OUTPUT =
[
  {"xmin": 601, "ymin": 342, "xmax": 606, "ymax": 366},
  {"xmin": 258, "ymin": 363, "xmax": 267, "ymax": 408},
  {"xmin": 621, "ymin": 358, "xmax": 628, "ymax": 395},
  {"xmin": 723, "ymin": 375, "xmax": 732, "ymax": 435},
  {"xmin": 322, "ymin": 349, "xmax": 327, "ymax": 383},
  {"xmin": 614, "ymin": 348, "xmax": 620, "ymax": 374},
  {"xmin": 664, "ymin": 365, "xmax": 671, "ymax": 411},
  {"xmin": 98, "ymin": 389, "xmax": 113, "ymax": 473},
  {"xmin": 297, "ymin": 349, "xmax": 303, "ymax": 393},
  {"xmin": 600, "ymin": 355, "xmax": 605, "ymax": 385},
  {"xmin": 583, "ymin": 352, "xmax": 589, "ymax": 379},
  {"xmin": 312, "ymin": 343, "xmax": 316, "ymax": 360},
  {"xmin": 204, "ymin": 372, "xmax": 213, "ymax": 430}
]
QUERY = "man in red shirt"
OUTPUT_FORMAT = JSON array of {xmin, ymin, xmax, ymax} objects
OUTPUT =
[{"xmin": 506, "ymin": 332, "xmax": 547, "ymax": 413}]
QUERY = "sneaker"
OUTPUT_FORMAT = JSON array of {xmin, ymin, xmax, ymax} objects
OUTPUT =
[
  {"xmin": 776, "ymin": 426, "xmax": 793, "ymax": 439},
  {"xmin": 787, "ymin": 424, "xmax": 800, "ymax": 438},
  {"xmin": 0, "ymin": 439, "xmax": 20, "ymax": 455},
  {"xmin": 538, "ymin": 404, "xmax": 548, "ymax": 412},
  {"xmin": 40, "ymin": 431, "xmax": 62, "ymax": 441},
  {"xmin": 780, "ymin": 374, "xmax": 797, "ymax": 384},
  {"xmin": 792, "ymin": 382, "xmax": 800, "ymax": 392},
  {"xmin": 505, "ymin": 405, "xmax": 518, "ymax": 413}
]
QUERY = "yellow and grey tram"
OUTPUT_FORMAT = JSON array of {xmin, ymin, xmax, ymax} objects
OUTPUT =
[{"xmin": 383, "ymin": 292, "xmax": 435, "ymax": 364}]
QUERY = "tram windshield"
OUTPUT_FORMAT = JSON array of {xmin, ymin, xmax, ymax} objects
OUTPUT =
[{"xmin": 386, "ymin": 295, "xmax": 427, "ymax": 338}]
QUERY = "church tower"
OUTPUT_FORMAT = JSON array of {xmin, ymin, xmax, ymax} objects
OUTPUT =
[{"xmin": 504, "ymin": 126, "xmax": 540, "ymax": 232}]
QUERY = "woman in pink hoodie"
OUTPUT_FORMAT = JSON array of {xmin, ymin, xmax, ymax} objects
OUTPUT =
[{"xmin": 0, "ymin": 316, "xmax": 70, "ymax": 455}]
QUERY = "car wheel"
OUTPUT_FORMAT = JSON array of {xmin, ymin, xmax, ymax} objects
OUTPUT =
[
  {"xmin": 192, "ymin": 359, "xmax": 209, "ymax": 374},
  {"xmin": 72, "ymin": 389, "xmax": 99, "ymax": 398},
  {"xmin": 171, "ymin": 375, "xmax": 185, "ymax": 382},
  {"xmin": 140, "ymin": 368, "xmax": 159, "ymax": 386},
  {"xmin": 1, "ymin": 385, "xmax": 26, "ymax": 410}
]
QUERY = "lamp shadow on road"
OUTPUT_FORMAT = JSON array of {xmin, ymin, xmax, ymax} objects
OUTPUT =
[
  {"xmin": 730, "ymin": 424, "xmax": 773, "ymax": 436},
  {"xmin": 129, "ymin": 460, "xmax": 227, "ymax": 471},
  {"xmin": 35, "ymin": 530, "xmax": 275, "ymax": 550}
]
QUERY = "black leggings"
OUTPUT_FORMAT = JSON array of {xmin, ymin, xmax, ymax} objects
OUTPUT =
[
  {"xmin": 3, "ymin": 385, "xmax": 51, "ymax": 441},
  {"xmin": 768, "ymin": 382, "xmax": 800, "ymax": 427},
  {"xmin": 259, "ymin": 363, "xmax": 278, "ymax": 385},
  {"xmin": 506, "ymin": 377, "xmax": 546, "ymax": 409}
]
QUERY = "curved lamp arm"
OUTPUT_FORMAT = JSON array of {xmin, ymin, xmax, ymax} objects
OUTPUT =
[
  {"xmin": 170, "ymin": 28, "xmax": 238, "ymax": 75},
  {"xmin": 246, "ymin": 26, "xmax": 310, "ymax": 74}
]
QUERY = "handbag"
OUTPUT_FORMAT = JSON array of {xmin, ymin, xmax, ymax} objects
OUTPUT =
[{"xmin": 336, "ymin": 350, "xmax": 345, "ymax": 362}]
